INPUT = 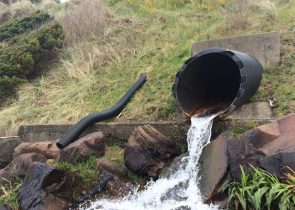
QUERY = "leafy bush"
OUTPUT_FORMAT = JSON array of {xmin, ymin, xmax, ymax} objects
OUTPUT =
[
  {"xmin": 0, "ymin": 23, "xmax": 63, "ymax": 100},
  {"xmin": 0, "ymin": 11, "xmax": 51, "ymax": 42},
  {"xmin": 223, "ymin": 166, "xmax": 295, "ymax": 210}
]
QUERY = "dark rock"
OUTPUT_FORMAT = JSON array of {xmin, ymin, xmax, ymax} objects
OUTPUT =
[
  {"xmin": 97, "ymin": 159, "xmax": 128, "ymax": 179},
  {"xmin": 0, "ymin": 153, "xmax": 47, "ymax": 180},
  {"xmin": 79, "ymin": 160, "xmax": 135, "ymax": 202},
  {"xmin": 0, "ymin": 137, "xmax": 21, "ymax": 169},
  {"xmin": 199, "ymin": 131, "xmax": 232, "ymax": 202},
  {"xmin": 124, "ymin": 125, "xmax": 181, "ymax": 178},
  {"xmin": 17, "ymin": 163, "xmax": 77, "ymax": 210},
  {"xmin": 228, "ymin": 114, "xmax": 295, "ymax": 180},
  {"xmin": 105, "ymin": 175, "xmax": 135, "ymax": 197},
  {"xmin": 14, "ymin": 140, "xmax": 60, "ymax": 160},
  {"xmin": 58, "ymin": 132, "xmax": 105, "ymax": 164},
  {"xmin": 98, "ymin": 160, "xmax": 135, "ymax": 197},
  {"xmin": 260, "ymin": 147, "xmax": 295, "ymax": 177},
  {"xmin": 0, "ymin": 204, "xmax": 12, "ymax": 210}
]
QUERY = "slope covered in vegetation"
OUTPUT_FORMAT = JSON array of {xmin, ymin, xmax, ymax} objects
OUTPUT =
[{"xmin": 0, "ymin": 0, "xmax": 294, "ymax": 136}]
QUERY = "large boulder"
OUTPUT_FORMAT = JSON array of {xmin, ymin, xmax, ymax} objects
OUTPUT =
[
  {"xmin": 199, "ymin": 131, "xmax": 232, "ymax": 202},
  {"xmin": 58, "ymin": 132, "xmax": 105, "ymax": 164},
  {"xmin": 14, "ymin": 140, "xmax": 60, "ymax": 160},
  {"xmin": 124, "ymin": 125, "xmax": 181, "ymax": 178},
  {"xmin": 0, "ymin": 153, "xmax": 47, "ymax": 180},
  {"xmin": 228, "ymin": 114, "xmax": 295, "ymax": 179},
  {"xmin": 17, "ymin": 163, "xmax": 77, "ymax": 210},
  {"xmin": 0, "ymin": 137, "xmax": 21, "ymax": 169}
]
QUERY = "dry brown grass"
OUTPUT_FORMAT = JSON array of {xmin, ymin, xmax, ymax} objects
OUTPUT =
[{"xmin": 55, "ymin": 0, "xmax": 110, "ymax": 46}]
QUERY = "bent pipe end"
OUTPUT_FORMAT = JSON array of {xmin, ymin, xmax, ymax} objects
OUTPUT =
[{"xmin": 56, "ymin": 74, "xmax": 147, "ymax": 150}]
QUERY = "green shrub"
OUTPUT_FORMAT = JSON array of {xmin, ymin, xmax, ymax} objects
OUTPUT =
[
  {"xmin": 0, "ymin": 76, "xmax": 26, "ymax": 99},
  {"xmin": 223, "ymin": 166, "xmax": 295, "ymax": 210},
  {"xmin": 0, "ymin": 23, "xmax": 63, "ymax": 78},
  {"xmin": 0, "ymin": 11, "xmax": 51, "ymax": 42},
  {"xmin": 0, "ymin": 23, "xmax": 63, "ymax": 101}
]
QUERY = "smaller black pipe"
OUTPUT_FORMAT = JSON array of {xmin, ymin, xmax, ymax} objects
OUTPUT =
[{"xmin": 56, "ymin": 74, "xmax": 147, "ymax": 149}]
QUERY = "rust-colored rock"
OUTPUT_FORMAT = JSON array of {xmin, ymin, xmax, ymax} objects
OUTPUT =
[
  {"xmin": 228, "ymin": 114, "xmax": 295, "ymax": 180},
  {"xmin": 0, "ymin": 153, "xmax": 47, "ymax": 180},
  {"xmin": 58, "ymin": 132, "xmax": 105, "ymax": 164},
  {"xmin": 14, "ymin": 140, "xmax": 60, "ymax": 160},
  {"xmin": 124, "ymin": 125, "xmax": 181, "ymax": 178}
]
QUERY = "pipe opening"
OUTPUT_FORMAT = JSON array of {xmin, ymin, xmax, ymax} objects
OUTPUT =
[{"xmin": 176, "ymin": 53, "xmax": 241, "ymax": 116}]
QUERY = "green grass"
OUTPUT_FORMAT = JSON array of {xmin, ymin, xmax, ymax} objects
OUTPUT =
[
  {"xmin": 0, "ymin": 176, "xmax": 22, "ymax": 209},
  {"xmin": 221, "ymin": 166, "xmax": 295, "ymax": 210},
  {"xmin": 55, "ymin": 156, "xmax": 98, "ymax": 191},
  {"xmin": 0, "ymin": 0, "xmax": 294, "ymax": 136}
]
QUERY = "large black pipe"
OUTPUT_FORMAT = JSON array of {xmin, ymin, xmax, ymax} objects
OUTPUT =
[
  {"xmin": 172, "ymin": 48, "xmax": 263, "ymax": 116},
  {"xmin": 56, "ymin": 74, "xmax": 147, "ymax": 149}
]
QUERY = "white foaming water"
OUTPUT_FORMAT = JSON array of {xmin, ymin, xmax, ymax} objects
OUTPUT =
[{"xmin": 84, "ymin": 114, "xmax": 219, "ymax": 210}]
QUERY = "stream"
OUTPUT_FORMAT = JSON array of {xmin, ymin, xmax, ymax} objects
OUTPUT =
[{"xmin": 84, "ymin": 114, "xmax": 219, "ymax": 210}]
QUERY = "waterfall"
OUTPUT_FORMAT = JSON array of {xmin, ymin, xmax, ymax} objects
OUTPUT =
[{"xmin": 84, "ymin": 114, "xmax": 219, "ymax": 210}]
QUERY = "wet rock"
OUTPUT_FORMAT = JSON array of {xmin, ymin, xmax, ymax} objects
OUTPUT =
[
  {"xmin": 124, "ymin": 125, "xmax": 181, "ymax": 178},
  {"xmin": 14, "ymin": 140, "xmax": 60, "ymax": 160},
  {"xmin": 0, "ymin": 137, "xmax": 21, "ymax": 169},
  {"xmin": 58, "ymin": 132, "xmax": 105, "ymax": 164},
  {"xmin": 17, "ymin": 163, "xmax": 76, "ymax": 210},
  {"xmin": 0, "ymin": 204, "xmax": 12, "ymax": 210},
  {"xmin": 199, "ymin": 131, "xmax": 232, "ymax": 202},
  {"xmin": 0, "ymin": 153, "xmax": 47, "ymax": 180},
  {"xmin": 160, "ymin": 153, "xmax": 187, "ymax": 178},
  {"xmin": 228, "ymin": 114, "xmax": 295, "ymax": 180}
]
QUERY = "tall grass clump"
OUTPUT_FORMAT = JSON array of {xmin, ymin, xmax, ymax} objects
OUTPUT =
[
  {"xmin": 223, "ymin": 166, "xmax": 295, "ymax": 210},
  {"xmin": 55, "ymin": 0, "xmax": 109, "ymax": 46}
]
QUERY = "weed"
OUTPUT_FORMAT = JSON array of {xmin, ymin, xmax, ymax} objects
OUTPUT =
[
  {"xmin": 104, "ymin": 145, "xmax": 125, "ymax": 167},
  {"xmin": 55, "ymin": 156, "xmax": 98, "ymax": 190},
  {"xmin": 223, "ymin": 166, "xmax": 295, "ymax": 210},
  {"xmin": 0, "ymin": 176, "xmax": 22, "ymax": 209}
]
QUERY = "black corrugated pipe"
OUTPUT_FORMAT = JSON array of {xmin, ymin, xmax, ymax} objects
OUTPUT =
[{"xmin": 56, "ymin": 74, "xmax": 147, "ymax": 149}]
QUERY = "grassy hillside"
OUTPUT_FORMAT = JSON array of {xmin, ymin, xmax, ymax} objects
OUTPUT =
[{"xmin": 0, "ymin": 0, "xmax": 295, "ymax": 136}]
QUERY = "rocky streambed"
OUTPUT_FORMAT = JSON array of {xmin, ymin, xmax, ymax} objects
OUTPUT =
[{"xmin": 0, "ymin": 114, "xmax": 295, "ymax": 209}]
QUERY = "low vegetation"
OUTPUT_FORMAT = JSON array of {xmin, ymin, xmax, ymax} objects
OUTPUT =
[
  {"xmin": 0, "ymin": 0, "xmax": 293, "ymax": 136},
  {"xmin": 0, "ymin": 176, "xmax": 22, "ymax": 210},
  {"xmin": 222, "ymin": 166, "xmax": 295, "ymax": 210},
  {"xmin": 0, "ymin": 11, "xmax": 63, "ymax": 103},
  {"xmin": 0, "ymin": 11, "xmax": 51, "ymax": 42}
]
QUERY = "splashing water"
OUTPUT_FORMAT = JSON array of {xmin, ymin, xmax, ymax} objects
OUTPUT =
[{"xmin": 85, "ymin": 114, "xmax": 219, "ymax": 210}]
